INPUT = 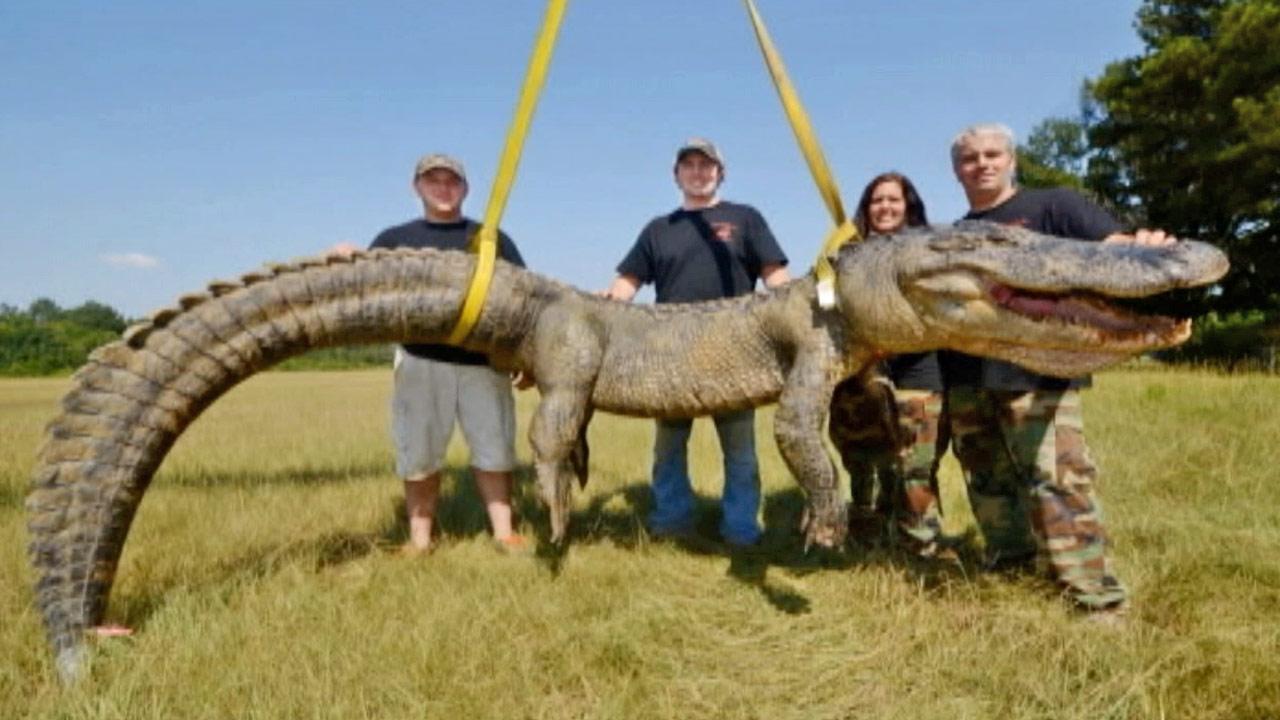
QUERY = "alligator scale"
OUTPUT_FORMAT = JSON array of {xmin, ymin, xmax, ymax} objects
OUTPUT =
[{"xmin": 27, "ymin": 222, "xmax": 1228, "ymax": 681}]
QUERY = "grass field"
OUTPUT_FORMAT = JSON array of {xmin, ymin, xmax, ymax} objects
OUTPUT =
[{"xmin": 2, "ymin": 368, "xmax": 1278, "ymax": 719}]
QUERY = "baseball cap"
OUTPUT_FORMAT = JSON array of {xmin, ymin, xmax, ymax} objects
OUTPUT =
[
  {"xmin": 675, "ymin": 137, "xmax": 725, "ymax": 170},
  {"xmin": 413, "ymin": 153, "xmax": 467, "ymax": 182}
]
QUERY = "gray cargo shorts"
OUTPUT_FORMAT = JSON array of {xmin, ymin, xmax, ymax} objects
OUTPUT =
[{"xmin": 391, "ymin": 348, "xmax": 517, "ymax": 479}]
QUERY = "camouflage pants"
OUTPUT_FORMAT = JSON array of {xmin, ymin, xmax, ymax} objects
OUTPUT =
[
  {"xmin": 945, "ymin": 387, "xmax": 1126, "ymax": 609},
  {"xmin": 828, "ymin": 377, "xmax": 945, "ymax": 554}
]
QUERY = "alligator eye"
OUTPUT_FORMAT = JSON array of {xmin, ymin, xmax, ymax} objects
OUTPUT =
[{"xmin": 927, "ymin": 236, "xmax": 980, "ymax": 252}]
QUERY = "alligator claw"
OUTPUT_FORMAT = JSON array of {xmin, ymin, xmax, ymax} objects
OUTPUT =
[
  {"xmin": 800, "ymin": 493, "xmax": 848, "ymax": 550},
  {"xmin": 539, "ymin": 462, "xmax": 573, "ymax": 545}
]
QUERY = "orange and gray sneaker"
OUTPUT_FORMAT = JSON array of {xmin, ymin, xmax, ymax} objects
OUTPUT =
[{"xmin": 494, "ymin": 533, "xmax": 534, "ymax": 556}]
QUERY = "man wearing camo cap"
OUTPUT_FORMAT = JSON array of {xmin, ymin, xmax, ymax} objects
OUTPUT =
[{"xmin": 365, "ymin": 153, "xmax": 531, "ymax": 555}]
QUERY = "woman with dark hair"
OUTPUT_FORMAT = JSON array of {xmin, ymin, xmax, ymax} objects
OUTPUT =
[
  {"xmin": 851, "ymin": 171, "xmax": 929, "ymax": 236},
  {"xmin": 829, "ymin": 172, "xmax": 951, "ymax": 559}
]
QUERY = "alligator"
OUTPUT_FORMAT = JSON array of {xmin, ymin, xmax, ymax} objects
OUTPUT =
[{"xmin": 26, "ymin": 221, "xmax": 1227, "ymax": 682}]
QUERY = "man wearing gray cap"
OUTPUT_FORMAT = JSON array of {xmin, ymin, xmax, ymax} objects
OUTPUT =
[
  {"xmin": 603, "ymin": 138, "xmax": 791, "ymax": 547},
  {"xmin": 365, "ymin": 153, "xmax": 529, "ymax": 555}
]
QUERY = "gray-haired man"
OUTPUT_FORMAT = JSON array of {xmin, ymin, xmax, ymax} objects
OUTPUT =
[{"xmin": 944, "ymin": 123, "xmax": 1174, "ymax": 615}]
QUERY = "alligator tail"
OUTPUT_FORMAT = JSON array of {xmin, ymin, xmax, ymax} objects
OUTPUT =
[{"xmin": 25, "ymin": 248, "xmax": 524, "ymax": 683}]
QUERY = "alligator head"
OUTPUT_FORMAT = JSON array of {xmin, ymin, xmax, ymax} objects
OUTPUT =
[{"xmin": 835, "ymin": 221, "xmax": 1230, "ymax": 377}]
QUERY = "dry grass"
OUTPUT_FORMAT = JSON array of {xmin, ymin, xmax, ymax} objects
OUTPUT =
[{"xmin": 1, "ymin": 368, "xmax": 1277, "ymax": 719}]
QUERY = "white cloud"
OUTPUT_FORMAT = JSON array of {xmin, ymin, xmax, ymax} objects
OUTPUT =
[{"xmin": 100, "ymin": 252, "xmax": 161, "ymax": 269}]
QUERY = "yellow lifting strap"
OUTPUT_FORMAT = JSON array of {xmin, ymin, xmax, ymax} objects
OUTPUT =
[
  {"xmin": 742, "ymin": 0, "xmax": 860, "ymax": 308},
  {"xmin": 447, "ymin": 0, "xmax": 569, "ymax": 345}
]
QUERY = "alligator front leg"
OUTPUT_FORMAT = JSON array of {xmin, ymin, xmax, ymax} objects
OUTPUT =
[
  {"xmin": 526, "ymin": 306, "xmax": 605, "ymax": 544},
  {"xmin": 530, "ymin": 388, "xmax": 593, "ymax": 543},
  {"xmin": 775, "ymin": 354, "xmax": 848, "ymax": 549}
]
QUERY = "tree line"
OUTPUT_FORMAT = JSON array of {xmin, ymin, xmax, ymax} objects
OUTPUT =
[
  {"xmin": 0, "ymin": 298, "xmax": 391, "ymax": 377},
  {"xmin": 0, "ymin": 299, "xmax": 126, "ymax": 376}
]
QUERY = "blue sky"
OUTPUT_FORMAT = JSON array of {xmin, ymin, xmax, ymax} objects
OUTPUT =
[{"xmin": 0, "ymin": 1, "xmax": 1144, "ymax": 317}]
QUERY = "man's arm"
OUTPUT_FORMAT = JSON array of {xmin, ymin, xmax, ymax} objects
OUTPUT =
[
  {"xmin": 743, "ymin": 206, "xmax": 789, "ymax": 288},
  {"xmin": 1049, "ymin": 188, "xmax": 1174, "ymax": 246},
  {"xmin": 603, "ymin": 273, "xmax": 642, "ymax": 301},
  {"xmin": 498, "ymin": 231, "xmax": 526, "ymax": 268},
  {"xmin": 1103, "ymin": 228, "xmax": 1178, "ymax": 247},
  {"xmin": 334, "ymin": 224, "xmax": 396, "ymax": 256},
  {"xmin": 761, "ymin": 263, "xmax": 791, "ymax": 288}
]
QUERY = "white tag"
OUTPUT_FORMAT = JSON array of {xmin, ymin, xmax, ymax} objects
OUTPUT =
[{"xmin": 817, "ymin": 279, "xmax": 836, "ymax": 309}]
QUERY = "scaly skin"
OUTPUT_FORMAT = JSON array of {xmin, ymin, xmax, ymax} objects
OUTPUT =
[{"xmin": 26, "ymin": 222, "xmax": 1228, "ymax": 683}]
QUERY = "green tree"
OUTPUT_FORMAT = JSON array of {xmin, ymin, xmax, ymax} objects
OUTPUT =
[
  {"xmin": 0, "ymin": 296, "xmax": 393, "ymax": 375},
  {"xmin": 62, "ymin": 301, "xmax": 126, "ymax": 333},
  {"xmin": 27, "ymin": 297, "xmax": 62, "ymax": 324},
  {"xmin": 0, "ymin": 298, "xmax": 123, "ymax": 375},
  {"xmin": 1086, "ymin": 0, "xmax": 1280, "ymax": 313},
  {"xmin": 0, "ymin": 314, "xmax": 68, "ymax": 374},
  {"xmin": 1018, "ymin": 116, "xmax": 1088, "ymax": 191}
]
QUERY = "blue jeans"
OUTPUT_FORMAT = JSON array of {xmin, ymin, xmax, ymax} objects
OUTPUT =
[{"xmin": 648, "ymin": 409, "xmax": 762, "ymax": 545}]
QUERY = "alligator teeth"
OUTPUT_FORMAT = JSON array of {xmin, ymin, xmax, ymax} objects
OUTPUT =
[{"xmin": 991, "ymin": 283, "xmax": 1184, "ymax": 339}]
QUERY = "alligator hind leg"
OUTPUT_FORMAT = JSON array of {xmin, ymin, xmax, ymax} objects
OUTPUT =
[
  {"xmin": 776, "ymin": 356, "xmax": 848, "ymax": 549},
  {"xmin": 530, "ymin": 389, "xmax": 593, "ymax": 544},
  {"xmin": 569, "ymin": 408, "xmax": 593, "ymax": 489},
  {"xmin": 534, "ymin": 457, "xmax": 574, "ymax": 543},
  {"xmin": 526, "ymin": 307, "xmax": 605, "ymax": 543}
]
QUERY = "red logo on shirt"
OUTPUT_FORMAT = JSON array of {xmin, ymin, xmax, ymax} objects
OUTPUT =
[{"xmin": 711, "ymin": 222, "xmax": 737, "ymax": 241}]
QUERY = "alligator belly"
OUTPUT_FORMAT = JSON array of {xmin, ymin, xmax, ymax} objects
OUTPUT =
[{"xmin": 591, "ymin": 361, "xmax": 782, "ymax": 419}]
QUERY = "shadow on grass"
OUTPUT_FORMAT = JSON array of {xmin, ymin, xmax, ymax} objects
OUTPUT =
[
  {"xmin": 108, "ymin": 464, "xmax": 982, "ymax": 631},
  {"xmin": 109, "ymin": 464, "xmax": 533, "ymax": 631},
  {"xmin": 0, "ymin": 482, "xmax": 24, "ymax": 510},
  {"xmin": 725, "ymin": 489, "xmax": 977, "ymax": 614},
  {"xmin": 112, "ymin": 526, "xmax": 393, "ymax": 631},
  {"xmin": 375, "ymin": 464, "xmax": 547, "ymax": 547},
  {"xmin": 157, "ymin": 460, "xmax": 392, "ymax": 489},
  {"xmin": 505, "ymin": 473, "xmax": 980, "ymax": 615}
]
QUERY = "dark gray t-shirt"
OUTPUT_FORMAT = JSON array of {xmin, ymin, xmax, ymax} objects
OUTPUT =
[
  {"xmin": 884, "ymin": 352, "xmax": 943, "ymax": 392},
  {"xmin": 617, "ymin": 201, "xmax": 788, "ymax": 303},
  {"xmin": 369, "ymin": 217, "xmax": 524, "ymax": 365},
  {"xmin": 941, "ymin": 188, "xmax": 1122, "ymax": 391}
]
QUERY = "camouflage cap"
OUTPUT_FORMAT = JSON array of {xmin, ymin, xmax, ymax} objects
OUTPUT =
[
  {"xmin": 413, "ymin": 153, "xmax": 467, "ymax": 182},
  {"xmin": 675, "ymin": 137, "xmax": 725, "ymax": 170}
]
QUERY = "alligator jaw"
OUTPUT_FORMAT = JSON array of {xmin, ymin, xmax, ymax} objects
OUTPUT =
[
  {"xmin": 903, "ymin": 267, "xmax": 1199, "ymax": 377},
  {"xmin": 944, "ymin": 278, "xmax": 1196, "ymax": 377},
  {"xmin": 986, "ymin": 281, "xmax": 1194, "ymax": 350}
]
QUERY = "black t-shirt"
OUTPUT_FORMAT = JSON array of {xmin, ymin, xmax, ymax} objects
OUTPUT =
[
  {"xmin": 942, "ymin": 188, "xmax": 1122, "ymax": 391},
  {"xmin": 617, "ymin": 201, "xmax": 788, "ymax": 303},
  {"xmin": 369, "ymin": 217, "xmax": 525, "ymax": 365},
  {"xmin": 884, "ymin": 352, "xmax": 943, "ymax": 391}
]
